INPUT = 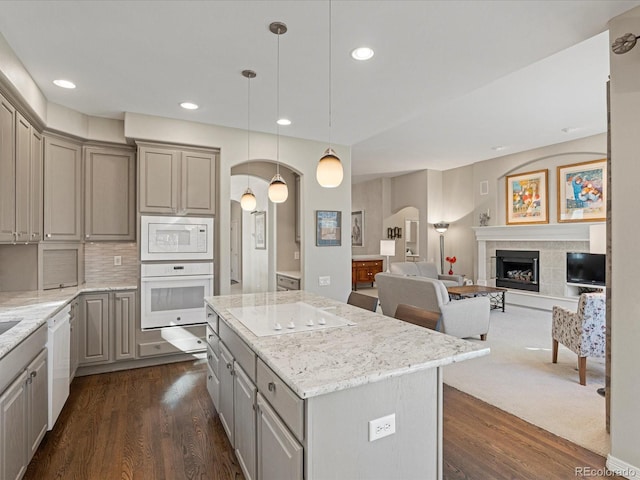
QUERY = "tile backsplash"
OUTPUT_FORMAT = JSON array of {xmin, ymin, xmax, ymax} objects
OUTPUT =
[{"xmin": 84, "ymin": 242, "xmax": 138, "ymax": 284}]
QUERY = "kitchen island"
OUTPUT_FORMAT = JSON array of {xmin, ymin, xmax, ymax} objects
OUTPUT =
[{"xmin": 204, "ymin": 291, "xmax": 489, "ymax": 480}]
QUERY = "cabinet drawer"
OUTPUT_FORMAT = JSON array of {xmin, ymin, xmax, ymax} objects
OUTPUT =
[
  {"xmin": 219, "ymin": 320, "xmax": 256, "ymax": 382},
  {"xmin": 138, "ymin": 336, "xmax": 205, "ymax": 358},
  {"xmin": 206, "ymin": 325, "xmax": 219, "ymax": 352},
  {"xmin": 206, "ymin": 305, "xmax": 218, "ymax": 333},
  {"xmin": 257, "ymin": 358, "xmax": 304, "ymax": 442},
  {"xmin": 276, "ymin": 275, "xmax": 300, "ymax": 290},
  {"xmin": 207, "ymin": 344, "xmax": 220, "ymax": 377}
]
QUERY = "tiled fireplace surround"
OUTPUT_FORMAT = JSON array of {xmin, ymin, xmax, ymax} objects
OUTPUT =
[{"xmin": 473, "ymin": 224, "xmax": 603, "ymax": 306}]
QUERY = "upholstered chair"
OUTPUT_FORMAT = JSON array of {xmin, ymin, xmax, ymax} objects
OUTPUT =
[{"xmin": 552, "ymin": 293, "xmax": 606, "ymax": 386}]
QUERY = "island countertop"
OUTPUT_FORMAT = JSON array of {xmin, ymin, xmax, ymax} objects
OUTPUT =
[{"xmin": 205, "ymin": 291, "xmax": 489, "ymax": 399}]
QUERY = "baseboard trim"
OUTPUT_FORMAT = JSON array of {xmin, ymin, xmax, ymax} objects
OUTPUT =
[{"xmin": 606, "ymin": 454, "xmax": 640, "ymax": 479}]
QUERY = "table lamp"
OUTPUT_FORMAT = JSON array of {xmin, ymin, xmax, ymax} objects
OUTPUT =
[{"xmin": 380, "ymin": 240, "xmax": 396, "ymax": 273}]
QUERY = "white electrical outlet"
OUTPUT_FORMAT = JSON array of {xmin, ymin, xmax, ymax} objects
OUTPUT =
[
  {"xmin": 114, "ymin": 256, "xmax": 122, "ymax": 266},
  {"xmin": 294, "ymin": 251, "xmax": 300, "ymax": 260},
  {"xmin": 319, "ymin": 276, "xmax": 330, "ymax": 286},
  {"xmin": 368, "ymin": 413, "xmax": 396, "ymax": 442}
]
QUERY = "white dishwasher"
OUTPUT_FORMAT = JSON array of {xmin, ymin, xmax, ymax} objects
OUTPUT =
[{"xmin": 47, "ymin": 304, "xmax": 70, "ymax": 430}]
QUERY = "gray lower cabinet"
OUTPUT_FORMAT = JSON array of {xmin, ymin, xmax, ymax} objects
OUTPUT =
[
  {"xmin": 218, "ymin": 343, "xmax": 235, "ymax": 445},
  {"xmin": 205, "ymin": 324, "xmax": 220, "ymax": 411},
  {"xmin": 256, "ymin": 393, "xmax": 303, "ymax": 480},
  {"xmin": 234, "ymin": 365, "xmax": 257, "ymax": 480},
  {"xmin": 0, "ymin": 347, "xmax": 48, "ymax": 480},
  {"xmin": 78, "ymin": 290, "xmax": 137, "ymax": 366},
  {"xmin": 69, "ymin": 297, "xmax": 79, "ymax": 380},
  {"xmin": 84, "ymin": 146, "xmax": 136, "ymax": 241}
]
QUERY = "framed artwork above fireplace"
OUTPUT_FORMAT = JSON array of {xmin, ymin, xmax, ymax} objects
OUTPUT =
[{"xmin": 505, "ymin": 169, "xmax": 549, "ymax": 225}]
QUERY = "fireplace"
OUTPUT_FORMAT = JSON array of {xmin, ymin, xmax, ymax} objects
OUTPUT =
[{"xmin": 495, "ymin": 250, "xmax": 540, "ymax": 292}]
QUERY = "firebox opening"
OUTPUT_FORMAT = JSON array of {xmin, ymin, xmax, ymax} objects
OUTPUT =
[{"xmin": 495, "ymin": 250, "xmax": 540, "ymax": 292}]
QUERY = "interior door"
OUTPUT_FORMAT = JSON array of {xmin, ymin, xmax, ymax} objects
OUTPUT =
[{"xmin": 230, "ymin": 219, "xmax": 241, "ymax": 283}]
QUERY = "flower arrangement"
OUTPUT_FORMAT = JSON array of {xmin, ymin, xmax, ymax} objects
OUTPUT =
[{"xmin": 445, "ymin": 256, "xmax": 457, "ymax": 275}]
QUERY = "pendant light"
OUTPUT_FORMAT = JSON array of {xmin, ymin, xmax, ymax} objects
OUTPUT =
[
  {"xmin": 240, "ymin": 69, "xmax": 257, "ymax": 212},
  {"xmin": 268, "ymin": 22, "xmax": 289, "ymax": 203},
  {"xmin": 316, "ymin": 0, "xmax": 343, "ymax": 188}
]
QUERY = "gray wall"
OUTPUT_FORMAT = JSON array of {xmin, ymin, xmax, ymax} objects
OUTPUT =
[
  {"xmin": 351, "ymin": 178, "xmax": 384, "ymax": 256},
  {"xmin": 609, "ymin": 6, "xmax": 640, "ymax": 475}
]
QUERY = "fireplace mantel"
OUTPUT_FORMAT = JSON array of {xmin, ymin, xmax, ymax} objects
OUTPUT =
[{"xmin": 472, "ymin": 223, "xmax": 603, "ymax": 242}]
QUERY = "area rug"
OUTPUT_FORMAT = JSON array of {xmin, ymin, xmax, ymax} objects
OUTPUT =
[{"xmin": 443, "ymin": 305, "xmax": 608, "ymax": 456}]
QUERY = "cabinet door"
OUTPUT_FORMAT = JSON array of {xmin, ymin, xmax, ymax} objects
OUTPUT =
[
  {"xmin": 29, "ymin": 130, "xmax": 43, "ymax": 242},
  {"xmin": 69, "ymin": 299, "xmax": 79, "ymax": 380},
  {"xmin": 234, "ymin": 364, "xmax": 256, "ymax": 480},
  {"xmin": 114, "ymin": 291, "xmax": 136, "ymax": 361},
  {"xmin": 27, "ymin": 349, "xmax": 47, "ymax": 461},
  {"xmin": 138, "ymin": 145, "xmax": 179, "ymax": 214},
  {"xmin": 0, "ymin": 94, "xmax": 16, "ymax": 243},
  {"xmin": 0, "ymin": 370, "xmax": 28, "ymax": 480},
  {"xmin": 43, "ymin": 136, "xmax": 82, "ymax": 241},
  {"xmin": 84, "ymin": 147, "xmax": 135, "ymax": 241},
  {"xmin": 181, "ymin": 150, "xmax": 216, "ymax": 215},
  {"xmin": 256, "ymin": 393, "xmax": 303, "ymax": 480},
  {"xmin": 206, "ymin": 366, "xmax": 220, "ymax": 412},
  {"xmin": 79, "ymin": 293, "xmax": 110, "ymax": 365},
  {"xmin": 14, "ymin": 112, "xmax": 30, "ymax": 241},
  {"xmin": 218, "ymin": 343, "xmax": 235, "ymax": 446}
]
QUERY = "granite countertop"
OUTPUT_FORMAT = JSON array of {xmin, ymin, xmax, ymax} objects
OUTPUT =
[
  {"xmin": 205, "ymin": 291, "xmax": 489, "ymax": 399},
  {"xmin": 0, "ymin": 283, "xmax": 137, "ymax": 360},
  {"xmin": 275, "ymin": 271, "xmax": 301, "ymax": 280}
]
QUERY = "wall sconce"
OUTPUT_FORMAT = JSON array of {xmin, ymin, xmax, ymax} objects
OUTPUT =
[{"xmin": 387, "ymin": 227, "xmax": 402, "ymax": 239}]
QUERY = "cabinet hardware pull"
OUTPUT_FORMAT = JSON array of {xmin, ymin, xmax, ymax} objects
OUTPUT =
[
  {"xmin": 268, "ymin": 382, "xmax": 276, "ymax": 392},
  {"xmin": 86, "ymin": 234, "xmax": 90, "ymax": 238},
  {"xmin": 46, "ymin": 233, "xmax": 51, "ymax": 238},
  {"xmin": 26, "ymin": 378, "xmax": 32, "ymax": 385},
  {"xmin": 208, "ymin": 375, "xmax": 212, "ymax": 380},
  {"xmin": 207, "ymin": 313, "xmax": 213, "ymax": 317},
  {"xmin": 226, "ymin": 363, "xmax": 232, "ymax": 370},
  {"xmin": 208, "ymin": 355, "xmax": 212, "ymax": 361},
  {"xmin": 197, "ymin": 340, "xmax": 202, "ymax": 344},
  {"xmin": 208, "ymin": 334, "xmax": 213, "ymax": 340},
  {"xmin": 176, "ymin": 317, "xmax": 181, "ymax": 321},
  {"xmin": 30, "ymin": 371, "xmax": 37, "ymax": 378}
]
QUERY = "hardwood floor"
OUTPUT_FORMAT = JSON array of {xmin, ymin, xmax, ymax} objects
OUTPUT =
[{"xmin": 25, "ymin": 361, "xmax": 621, "ymax": 480}]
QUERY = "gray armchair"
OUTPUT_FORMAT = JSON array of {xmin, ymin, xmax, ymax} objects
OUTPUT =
[
  {"xmin": 389, "ymin": 261, "xmax": 464, "ymax": 287},
  {"xmin": 375, "ymin": 272, "xmax": 490, "ymax": 340}
]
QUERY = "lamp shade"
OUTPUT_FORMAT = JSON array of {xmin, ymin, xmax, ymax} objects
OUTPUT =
[
  {"xmin": 268, "ymin": 173, "xmax": 288, "ymax": 203},
  {"xmin": 316, "ymin": 148, "xmax": 343, "ymax": 188},
  {"xmin": 434, "ymin": 222, "xmax": 450, "ymax": 234},
  {"xmin": 380, "ymin": 240, "xmax": 396, "ymax": 256},
  {"xmin": 240, "ymin": 188, "xmax": 257, "ymax": 211}
]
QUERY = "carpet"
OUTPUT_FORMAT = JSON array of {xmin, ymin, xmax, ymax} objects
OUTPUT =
[{"xmin": 443, "ymin": 305, "xmax": 608, "ymax": 456}]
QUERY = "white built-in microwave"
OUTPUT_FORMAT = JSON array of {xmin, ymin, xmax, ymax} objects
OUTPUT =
[{"xmin": 141, "ymin": 215, "xmax": 214, "ymax": 261}]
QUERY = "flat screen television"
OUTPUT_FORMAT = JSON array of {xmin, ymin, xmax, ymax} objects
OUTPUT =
[{"xmin": 566, "ymin": 252, "xmax": 606, "ymax": 286}]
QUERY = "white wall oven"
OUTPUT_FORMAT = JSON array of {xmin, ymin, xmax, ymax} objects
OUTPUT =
[
  {"xmin": 141, "ymin": 215, "xmax": 214, "ymax": 261},
  {"xmin": 141, "ymin": 262, "xmax": 213, "ymax": 330}
]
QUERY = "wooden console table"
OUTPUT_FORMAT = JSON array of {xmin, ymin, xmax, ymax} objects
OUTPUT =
[{"xmin": 352, "ymin": 258, "xmax": 383, "ymax": 290}]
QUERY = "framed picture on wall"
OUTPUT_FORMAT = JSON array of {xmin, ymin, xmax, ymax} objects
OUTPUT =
[
  {"xmin": 316, "ymin": 210, "xmax": 342, "ymax": 246},
  {"xmin": 351, "ymin": 210, "xmax": 364, "ymax": 247},
  {"xmin": 254, "ymin": 211, "xmax": 266, "ymax": 249},
  {"xmin": 557, "ymin": 159, "xmax": 607, "ymax": 223},
  {"xmin": 505, "ymin": 169, "xmax": 549, "ymax": 225}
]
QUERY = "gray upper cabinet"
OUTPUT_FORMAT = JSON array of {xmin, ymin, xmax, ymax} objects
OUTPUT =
[
  {"xmin": 84, "ymin": 146, "xmax": 135, "ymax": 241},
  {"xmin": 0, "ymin": 93, "xmax": 16, "ymax": 243},
  {"xmin": 0, "ymin": 96, "xmax": 43, "ymax": 245},
  {"xmin": 30, "ymin": 130, "xmax": 43, "ymax": 242},
  {"xmin": 44, "ymin": 135, "xmax": 82, "ymax": 241},
  {"xmin": 138, "ymin": 142, "xmax": 216, "ymax": 215}
]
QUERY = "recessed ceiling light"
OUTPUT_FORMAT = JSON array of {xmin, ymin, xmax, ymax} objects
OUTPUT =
[
  {"xmin": 53, "ymin": 79, "xmax": 76, "ymax": 89},
  {"xmin": 561, "ymin": 127, "xmax": 579, "ymax": 133},
  {"xmin": 492, "ymin": 145, "xmax": 507, "ymax": 151},
  {"xmin": 351, "ymin": 47, "xmax": 374, "ymax": 61},
  {"xmin": 277, "ymin": 118, "xmax": 291, "ymax": 126},
  {"xmin": 180, "ymin": 102, "xmax": 199, "ymax": 110}
]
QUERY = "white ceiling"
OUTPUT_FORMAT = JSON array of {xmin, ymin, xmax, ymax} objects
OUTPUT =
[{"xmin": 0, "ymin": 1, "xmax": 638, "ymax": 182}]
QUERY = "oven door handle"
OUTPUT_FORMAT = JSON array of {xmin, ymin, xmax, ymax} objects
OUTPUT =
[{"xmin": 141, "ymin": 274, "xmax": 214, "ymax": 282}]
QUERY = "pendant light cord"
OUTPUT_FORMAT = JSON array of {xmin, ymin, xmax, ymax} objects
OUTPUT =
[
  {"xmin": 328, "ymin": 0, "xmax": 333, "ymax": 149},
  {"xmin": 247, "ymin": 73, "xmax": 251, "ymax": 188},
  {"xmin": 276, "ymin": 28, "xmax": 281, "ymax": 176}
]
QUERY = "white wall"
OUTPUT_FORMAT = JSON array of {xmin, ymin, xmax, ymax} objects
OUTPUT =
[{"xmin": 608, "ymin": 6, "xmax": 640, "ymax": 476}]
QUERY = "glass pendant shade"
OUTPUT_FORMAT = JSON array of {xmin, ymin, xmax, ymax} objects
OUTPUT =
[
  {"xmin": 240, "ymin": 187, "xmax": 257, "ymax": 211},
  {"xmin": 316, "ymin": 148, "xmax": 343, "ymax": 188},
  {"xmin": 268, "ymin": 173, "xmax": 288, "ymax": 203}
]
